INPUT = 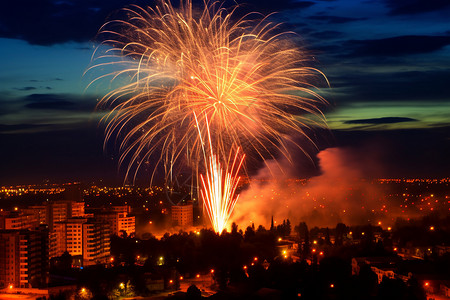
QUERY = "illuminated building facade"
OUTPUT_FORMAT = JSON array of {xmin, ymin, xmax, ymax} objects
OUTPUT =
[
  {"xmin": 0, "ymin": 227, "xmax": 49, "ymax": 288},
  {"xmin": 65, "ymin": 218, "xmax": 86, "ymax": 256},
  {"xmin": 22, "ymin": 205, "xmax": 47, "ymax": 225},
  {"xmin": 82, "ymin": 221, "xmax": 111, "ymax": 266},
  {"xmin": 0, "ymin": 212, "xmax": 39, "ymax": 230},
  {"xmin": 171, "ymin": 204, "xmax": 193, "ymax": 227},
  {"xmin": 50, "ymin": 218, "xmax": 111, "ymax": 266},
  {"xmin": 93, "ymin": 206, "xmax": 135, "ymax": 236}
]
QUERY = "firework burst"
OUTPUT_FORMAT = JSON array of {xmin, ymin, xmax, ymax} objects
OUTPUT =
[{"xmin": 89, "ymin": 0, "xmax": 327, "ymax": 231}]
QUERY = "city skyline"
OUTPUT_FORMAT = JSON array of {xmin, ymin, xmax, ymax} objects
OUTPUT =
[{"xmin": 1, "ymin": 0, "xmax": 449, "ymax": 184}]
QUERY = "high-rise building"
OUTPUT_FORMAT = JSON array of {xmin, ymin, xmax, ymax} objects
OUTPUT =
[
  {"xmin": 50, "ymin": 222, "xmax": 66, "ymax": 258},
  {"xmin": 0, "ymin": 211, "xmax": 39, "ymax": 230},
  {"xmin": 46, "ymin": 200, "xmax": 85, "ymax": 230},
  {"xmin": 171, "ymin": 204, "xmax": 193, "ymax": 227},
  {"xmin": 0, "ymin": 227, "xmax": 49, "ymax": 289},
  {"xmin": 22, "ymin": 205, "xmax": 47, "ymax": 225},
  {"xmin": 92, "ymin": 206, "xmax": 135, "ymax": 237},
  {"xmin": 69, "ymin": 201, "xmax": 85, "ymax": 218},
  {"xmin": 47, "ymin": 202, "xmax": 68, "ymax": 231},
  {"xmin": 111, "ymin": 205, "xmax": 130, "ymax": 214},
  {"xmin": 82, "ymin": 221, "xmax": 111, "ymax": 266},
  {"xmin": 49, "ymin": 218, "xmax": 111, "ymax": 266},
  {"xmin": 65, "ymin": 218, "xmax": 86, "ymax": 256},
  {"xmin": 117, "ymin": 212, "xmax": 135, "ymax": 236}
]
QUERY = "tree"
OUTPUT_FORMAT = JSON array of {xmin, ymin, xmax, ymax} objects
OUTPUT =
[
  {"xmin": 325, "ymin": 227, "xmax": 332, "ymax": 246},
  {"xmin": 231, "ymin": 222, "xmax": 238, "ymax": 234},
  {"xmin": 285, "ymin": 219, "xmax": 291, "ymax": 236},
  {"xmin": 244, "ymin": 226, "xmax": 255, "ymax": 241},
  {"xmin": 186, "ymin": 285, "xmax": 202, "ymax": 299},
  {"xmin": 295, "ymin": 222, "xmax": 309, "ymax": 241},
  {"xmin": 60, "ymin": 251, "xmax": 72, "ymax": 270},
  {"xmin": 335, "ymin": 223, "xmax": 348, "ymax": 246}
]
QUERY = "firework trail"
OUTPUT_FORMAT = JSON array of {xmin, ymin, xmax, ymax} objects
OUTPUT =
[
  {"xmin": 195, "ymin": 112, "xmax": 245, "ymax": 233},
  {"xmin": 89, "ymin": 0, "xmax": 327, "ymax": 232}
]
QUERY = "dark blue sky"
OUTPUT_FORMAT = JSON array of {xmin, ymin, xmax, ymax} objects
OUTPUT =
[{"xmin": 0, "ymin": 0, "xmax": 449, "ymax": 184}]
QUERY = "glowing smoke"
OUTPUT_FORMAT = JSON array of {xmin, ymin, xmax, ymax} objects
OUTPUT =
[{"xmin": 230, "ymin": 147, "xmax": 386, "ymax": 229}]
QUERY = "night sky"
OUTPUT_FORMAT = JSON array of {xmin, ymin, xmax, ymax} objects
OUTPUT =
[{"xmin": 0, "ymin": 0, "xmax": 449, "ymax": 185}]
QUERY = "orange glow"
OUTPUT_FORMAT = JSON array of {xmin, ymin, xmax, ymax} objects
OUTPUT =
[
  {"xmin": 210, "ymin": 269, "xmax": 214, "ymax": 273},
  {"xmin": 254, "ymin": 257, "xmax": 258, "ymax": 261},
  {"xmin": 91, "ymin": 0, "xmax": 327, "ymax": 216},
  {"xmin": 169, "ymin": 280, "xmax": 173, "ymax": 284},
  {"xmin": 180, "ymin": 276, "xmax": 183, "ymax": 280},
  {"xmin": 8, "ymin": 285, "xmax": 13, "ymax": 289},
  {"xmin": 425, "ymin": 282, "xmax": 429, "ymax": 287},
  {"xmin": 430, "ymin": 226, "xmax": 435, "ymax": 231},
  {"xmin": 243, "ymin": 266, "xmax": 247, "ymax": 269},
  {"xmin": 330, "ymin": 284, "xmax": 334, "ymax": 288},
  {"xmin": 196, "ymin": 274, "xmax": 200, "ymax": 278},
  {"xmin": 81, "ymin": 288, "xmax": 86, "ymax": 293}
]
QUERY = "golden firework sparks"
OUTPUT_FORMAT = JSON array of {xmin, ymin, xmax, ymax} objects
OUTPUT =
[{"xmin": 88, "ymin": 0, "xmax": 327, "ymax": 231}]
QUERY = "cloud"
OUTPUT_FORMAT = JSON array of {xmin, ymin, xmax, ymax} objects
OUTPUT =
[
  {"xmin": 0, "ymin": 0, "xmax": 147, "ymax": 45},
  {"xmin": 242, "ymin": 0, "xmax": 316, "ymax": 13},
  {"xmin": 328, "ymin": 69, "xmax": 450, "ymax": 103},
  {"xmin": 307, "ymin": 15, "xmax": 366, "ymax": 24},
  {"xmin": 0, "ymin": 0, "xmax": 316, "ymax": 45},
  {"xmin": 13, "ymin": 86, "xmax": 36, "ymax": 91},
  {"xmin": 344, "ymin": 117, "xmax": 418, "ymax": 125},
  {"xmin": 382, "ymin": 0, "xmax": 450, "ymax": 15},
  {"xmin": 310, "ymin": 30, "xmax": 344, "ymax": 39},
  {"xmin": 13, "ymin": 86, "xmax": 53, "ymax": 91},
  {"xmin": 0, "ymin": 123, "xmax": 50, "ymax": 134},
  {"xmin": 22, "ymin": 93, "xmax": 96, "ymax": 111},
  {"xmin": 345, "ymin": 35, "xmax": 450, "ymax": 57},
  {"xmin": 25, "ymin": 100, "xmax": 75, "ymax": 110}
]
